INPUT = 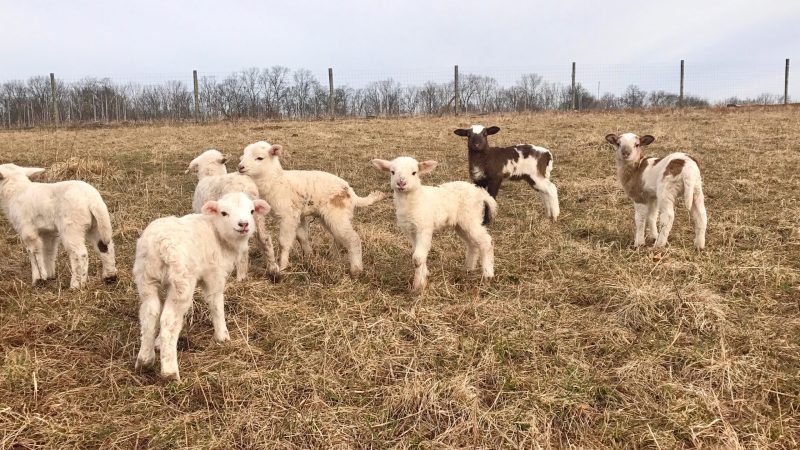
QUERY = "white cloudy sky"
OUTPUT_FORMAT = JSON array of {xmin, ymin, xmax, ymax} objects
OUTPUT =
[{"xmin": 1, "ymin": 0, "xmax": 798, "ymax": 99}]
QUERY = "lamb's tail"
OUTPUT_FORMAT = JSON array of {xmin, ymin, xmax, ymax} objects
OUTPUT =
[
  {"xmin": 482, "ymin": 193, "xmax": 498, "ymax": 226},
  {"xmin": 160, "ymin": 240, "xmax": 193, "ymax": 300},
  {"xmin": 682, "ymin": 163, "xmax": 703, "ymax": 214},
  {"xmin": 89, "ymin": 199, "xmax": 114, "ymax": 253},
  {"xmin": 351, "ymin": 189, "xmax": 386, "ymax": 208}
]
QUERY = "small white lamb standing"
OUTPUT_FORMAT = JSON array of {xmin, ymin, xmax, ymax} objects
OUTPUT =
[
  {"xmin": 187, "ymin": 149, "xmax": 279, "ymax": 279},
  {"xmin": 605, "ymin": 133, "xmax": 707, "ymax": 250},
  {"xmin": 133, "ymin": 192, "xmax": 270, "ymax": 381},
  {"xmin": 0, "ymin": 163, "xmax": 117, "ymax": 288},
  {"xmin": 371, "ymin": 156, "xmax": 497, "ymax": 293},
  {"xmin": 238, "ymin": 141, "xmax": 384, "ymax": 277}
]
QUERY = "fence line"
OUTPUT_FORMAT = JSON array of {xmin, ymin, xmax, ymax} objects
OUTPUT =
[{"xmin": 0, "ymin": 60, "xmax": 793, "ymax": 129}]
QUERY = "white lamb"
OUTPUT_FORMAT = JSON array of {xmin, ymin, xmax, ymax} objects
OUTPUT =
[
  {"xmin": 237, "ymin": 141, "xmax": 385, "ymax": 277},
  {"xmin": 133, "ymin": 192, "xmax": 270, "ymax": 381},
  {"xmin": 187, "ymin": 149, "xmax": 279, "ymax": 279},
  {"xmin": 371, "ymin": 156, "xmax": 497, "ymax": 293},
  {"xmin": 605, "ymin": 133, "xmax": 707, "ymax": 250},
  {"xmin": 0, "ymin": 163, "xmax": 117, "ymax": 289}
]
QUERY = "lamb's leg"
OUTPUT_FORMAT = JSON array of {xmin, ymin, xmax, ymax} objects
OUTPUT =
[
  {"xmin": 526, "ymin": 175, "xmax": 559, "ymax": 221},
  {"xmin": 411, "ymin": 230, "xmax": 432, "ymax": 293},
  {"xmin": 654, "ymin": 195, "xmax": 676, "ymax": 248},
  {"xmin": 646, "ymin": 200, "xmax": 659, "ymax": 242},
  {"xmin": 691, "ymin": 186, "xmax": 707, "ymax": 250},
  {"xmin": 277, "ymin": 215, "xmax": 301, "ymax": 271},
  {"xmin": 455, "ymin": 226, "xmax": 479, "ymax": 271},
  {"xmin": 544, "ymin": 180, "xmax": 560, "ymax": 221},
  {"xmin": 159, "ymin": 280, "xmax": 195, "ymax": 382},
  {"xmin": 135, "ymin": 282, "xmax": 162, "ymax": 370},
  {"xmin": 235, "ymin": 249, "xmax": 249, "ymax": 281},
  {"xmin": 469, "ymin": 225, "xmax": 494, "ymax": 279},
  {"xmin": 89, "ymin": 227, "xmax": 117, "ymax": 283},
  {"xmin": 21, "ymin": 233, "xmax": 47, "ymax": 285},
  {"xmin": 295, "ymin": 216, "xmax": 313, "ymax": 257},
  {"xmin": 324, "ymin": 212, "xmax": 363, "ymax": 277},
  {"xmin": 253, "ymin": 214, "xmax": 279, "ymax": 276},
  {"xmin": 42, "ymin": 233, "xmax": 59, "ymax": 280},
  {"xmin": 61, "ymin": 229, "xmax": 89, "ymax": 289},
  {"xmin": 633, "ymin": 203, "xmax": 648, "ymax": 247},
  {"xmin": 486, "ymin": 178, "xmax": 502, "ymax": 198},
  {"xmin": 202, "ymin": 275, "xmax": 230, "ymax": 343}
]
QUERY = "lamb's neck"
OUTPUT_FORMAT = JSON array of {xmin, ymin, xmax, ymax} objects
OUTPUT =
[{"xmin": 0, "ymin": 178, "xmax": 31, "ymax": 209}]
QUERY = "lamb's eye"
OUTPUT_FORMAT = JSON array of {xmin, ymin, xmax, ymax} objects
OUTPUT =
[
  {"xmin": 390, "ymin": 171, "xmax": 395, "ymax": 175},
  {"xmin": 412, "ymin": 171, "xmax": 417, "ymax": 176},
  {"xmin": 221, "ymin": 212, "xmax": 228, "ymax": 217},
  {"xmin": 250, "ymin": 209, "xmax": 255, "ymax": 214},
  {"xmin": 256, "ymin": 157, "xmax": 264, "ymax": 161}
]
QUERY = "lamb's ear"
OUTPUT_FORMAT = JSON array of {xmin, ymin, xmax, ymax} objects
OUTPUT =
[
  {"xmin": 201, "ymin": 200, "xmax": 220, "ymax": 216},
  {"xmin": 454, "ymin": 128, "xmax": 470, "ymax": 137},
  {"xmin": 640, "ymin": 135, "xmax": 655, "ymax": 146},
  {"xmin": 22, "ymin": 167, "xmax": 46, "ymax": 179},
  {"xmin": 186, "ymin": 157, "xmax": 200, "ymax": 174},
  {"xmin": 418, "ymin": 160, "xmax": 438, "ymax": 174},
  {"xmin": 605, "ymin": 134, "xmax": 619, "ymax": 146},
  {"xmin": 270, "ymin": 144, "xmax": 283, "ymax": 157},
  {"xmin": 371, "ymin": 159, "xmax": 392, "ymax": 172},
  {"xmin": 220, "ymin": 154, "xmax": 229, "ymax": 165},
  {"xmin": 253, "ymin": 199, "xmax": 271, "ymax": 215},
  {"xmin": 486, "ymin": 126, "xmax": 500, "ymax": 135}
]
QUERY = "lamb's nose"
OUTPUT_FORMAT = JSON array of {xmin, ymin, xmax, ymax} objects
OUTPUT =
[
  {"xmin": 397, "ymin": 180, "xmax": 407, "ymax": 187},
  {"xmin": 238, "ymin": 221, "xmax": 249, "ymax": 229},
  {"xmin": 238, "ymin": 165, "xmax": 245, "ymax": 172}
]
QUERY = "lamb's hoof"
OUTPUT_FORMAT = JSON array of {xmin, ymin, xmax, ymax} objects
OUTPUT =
[
  {"xmin": 103, "ymin": 275, "xmax": 118, "ymax": 285},
  {"xmin": 214, "ymin": 332, "xmax": 230, "ymax": 343},
  {"xmin": 34, "ymin": 279, "xmax": 47, "ymax": 288},
  {"xmin": 161, "ymin": 371, "xmax": 181, "ymax": 383},
  {"xmin": 135, "ymin": 354, "xmax": 155, "ymax": 370},
  {"xmin": 267, "ymin": 271, "xmax": 283, "ymax": 283},
  {"xmin": 350, "ymin": 268, "xmax": 364, "ymax": 278}
]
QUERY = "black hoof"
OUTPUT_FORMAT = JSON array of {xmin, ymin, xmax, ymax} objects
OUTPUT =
[
  {"xmin": 267, "ymin": 272, "xmax": 283, "ymax": 283},
  {"xmin": 103, "ymin": 275, "xmax": 118, "ymax": 285},
  {"xmin": 34, "ymin": 279, "xmax": 47, "ymax": 288}
]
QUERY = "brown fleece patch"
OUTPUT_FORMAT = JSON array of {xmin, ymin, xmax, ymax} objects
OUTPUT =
[
  {"xmin": 664, "ymin": 159, "xmax": 685, "ymax": 178},
  {"xmin": 618, "ymin": 157, "xmax": 658, "ymax": 204},
  {"xmin": 537, "ymin": 152, "xmax": 552, "ymax": 177},
  {"xmin": 329, "ymin": 187, "xmax": 351, "ymax": 208}
]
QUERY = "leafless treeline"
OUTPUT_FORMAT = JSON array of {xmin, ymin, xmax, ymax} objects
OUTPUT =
[{"xmin": 0, "ymin": 65, "xmax": 785, "ymax": 128}]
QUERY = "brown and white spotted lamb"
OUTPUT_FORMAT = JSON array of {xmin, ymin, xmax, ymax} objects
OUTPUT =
[
  {"xmin": 605, "ymin": 133, "xmax": 707, "ymax": 250},
  {"xmin": 454, "ymin": 125, "xmax": 559, "ymax": 223}
]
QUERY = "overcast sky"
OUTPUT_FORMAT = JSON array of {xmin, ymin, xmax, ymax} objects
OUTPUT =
[{"xmin": 1, "ymin": 0, "xmax": 798, "ymax": 99}]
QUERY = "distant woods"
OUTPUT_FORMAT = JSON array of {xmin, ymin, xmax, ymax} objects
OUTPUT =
[{"xmin": 0, "ymin": 65, "xmax": 786, "ymax": 127}]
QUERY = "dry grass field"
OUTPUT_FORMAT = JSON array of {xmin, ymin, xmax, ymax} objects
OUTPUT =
[{"xmin": 1, "ymin": 107, "xmax": 799, "ymax": 448}]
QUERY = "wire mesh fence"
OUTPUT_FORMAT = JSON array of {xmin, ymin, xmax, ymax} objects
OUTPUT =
[{"xmin": 0, "ymin": 60, "xmax": 793, "ymax": 128}]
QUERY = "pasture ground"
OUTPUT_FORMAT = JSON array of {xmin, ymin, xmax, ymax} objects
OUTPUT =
[{"xmin": 1, "ymin": 107, "xmax": 799, "ymax": 448}]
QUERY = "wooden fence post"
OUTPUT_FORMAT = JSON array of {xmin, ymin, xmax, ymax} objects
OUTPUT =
[
  {"xmin": 50, "ymin": 73, "xmax": 60, "ymax": 126},
  {"xmin": 679, "ymin": 60, "xmax": 685, "ymax": 108},
  {"xmin": 571, "ymin": 62, "xmax": 576, "ymax": 110},
  {"xmin": 328, "ymin": 68, "xmax": 334, "ymax": 120},
  {"xmin": 454, "ymin": 65, "xmax": 460, "ymax": 116},
  {"xmin": 193, "ymin": 70, "xmax": 200, "ymax": 122},
  {"xmin": 785, "ymin": 59, "xmax": 790, "ymax": 105}
]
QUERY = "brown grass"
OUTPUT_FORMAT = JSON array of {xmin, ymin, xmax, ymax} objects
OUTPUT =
[{"xmin": 1, "ymin": 107, "xmax": 799, "ymax": 448}]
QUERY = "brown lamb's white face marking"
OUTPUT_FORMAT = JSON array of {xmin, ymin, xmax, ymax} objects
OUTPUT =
[
  {"xmin": 606, "ymin": 133, "xmax": 655, "ymax": 162},
  {"xmin": 454, "ymin": 125, "xmax": 501, "ymax": 150}
]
